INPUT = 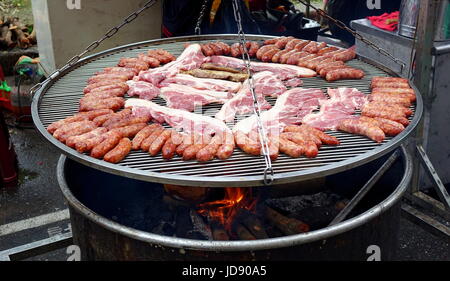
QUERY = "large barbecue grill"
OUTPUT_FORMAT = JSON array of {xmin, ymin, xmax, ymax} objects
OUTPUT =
[{"xmin": 31, "ymin": 35, "xmax": 423, "ymax": 187}]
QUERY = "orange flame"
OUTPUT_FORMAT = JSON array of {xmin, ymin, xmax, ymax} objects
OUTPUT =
[{"xmin": 197, "ymin": 188, "xmax": 256, "ymax": 232}]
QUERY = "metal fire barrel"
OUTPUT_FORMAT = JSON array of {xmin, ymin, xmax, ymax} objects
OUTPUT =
[{"xmin": 57, "ymin": 146, "xmax": 412, "ymax": 261}]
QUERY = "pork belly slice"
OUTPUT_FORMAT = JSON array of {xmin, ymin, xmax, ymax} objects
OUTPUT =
[
  {"xmin": 159, "ymin": 73, "xmax": 242, "ymax": 93},
  {"xmin": 138, "ymin": 44, "xmax": 206, "ymax": 85},
  {"xmin": 214, "ymin": 71, "xmax": 284, "ymax": 122},
  {"xmin": 160, "ymin": 84, "xmax": 230, "ymax": 111},
  {"xmin": 126, "ymin": 80, "xmax": 161, "ymax": 100},
  {"xmin": 207, "ymin": 55, "xmax": 317, "ymax": 80},
  {"xmin": 302, "ymin": 88, "xmax": 367, "ymax": 131},
  {"xmin": 232, "ymin": 88, "xmax": 326, "ymax": 136},
  {"xmin": 125, "ymin": 98, "xmax": 232, "ymax": 136}
]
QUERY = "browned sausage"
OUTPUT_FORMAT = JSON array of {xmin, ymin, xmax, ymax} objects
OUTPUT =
[
  {"xmin": 79, "ymin": 97, "xmax": 124, "ymax": 112},
  {"xmin": 84, "ymin": 81, "xmax": 129, "ymax": 94},
  {"xmin": 66, "ymin": 127, "xmax": 107, "ymax": 148},
  {"xmin": 104, "ymin": 138, "xmax": 132, "ymax": 163},
  {"xmin": 256, "ymin": 45, "xmax": 278, "ymax": 60},
  {"xmin": 208, "ymin": 43, "xmax": 223, "ymax": 56},
  {"xmin": 104, "ymin": 115, "xmax": 151, "ymax": 130},
  {"xmin": 325, "ymin": 68, "xmax": 365, "ymax": 82},
  {"xmin": 110, "ymin": 123, "xmax": 147, "ymax": 138},
  {"xmin": 215, "ymin": 41, "xmax": 231, "ymax": 55},
  {"xmin": 279, "ymin": 136, "xmax": 303, "ymax": 158},
  {"xmin": 149, "ymin": 129, "xmax": 172, "ymax": 156},
  {"xmin": 91, "ymin": 131, "xmax": 122, "ymax": 159},
  {"xmin": 196, "ymin": 134, "xmax": 222, "ymax": 162},
  {"xmin": 216, "ymin": 132, "xmax": 235, "ymax": 160},
  {"xmin": 248, "ymin": 41, "xmax": 260, "ymax": 57},
  {"xmin": 88, "ymin": 73, "xmax": 129, "ymax": 84},
  {"xmin": 140, "ymin": 126, "xmax": 164, "ymax": 151},
  {"xmin": 176, "ymin": 134, "xmax": 195, "ymax": 156},
  {"xmin": 261, "ymin": 48, "xmax": 281, "ymax": 62},
  {"xmin": 183, "ymin": 134, "xmax": 212, "ymax": 161},
  {"xmin": 162, "ymin": 132, "xmax": 183, "ymax": 160},
  {"xmin": 131, "ymin": 124, "xmax": 160, "ymax": 150},
  {"xmin": 137, "ymin": 54, "xmax": 160, "ymax": 68},
  {"xmin": 53, "ymin": 121, "xmax": 97, "ymax": 143},
  {"xmin": 201, "ymin": 44, "xmax": 215, "ymax": 56}
]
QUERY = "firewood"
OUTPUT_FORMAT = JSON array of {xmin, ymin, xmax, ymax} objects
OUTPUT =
[
  {"xmin": 234, "ymin": 223, "xmax": 256, "ymax": 240},
  {"xmin": 0, "ymin": 25, "xmax": 14, "ymax": 48},
  {"xmin": 210, "ymin": 221, "xmax": 229, "ymax": 240},
  {"xmin": 237, "ymin": 209, "xmax": 268, "ymax": 239},
  {"xmin": 27, "ymin": 29, "xmax": 36, "ymax": 44},
  {"xmin": 265, "ymin": 207, "xmax": 310, "ymax": 235},
  {"xmin": 9, "ymin": 17, "xmax": 30, "ymax": 49}
]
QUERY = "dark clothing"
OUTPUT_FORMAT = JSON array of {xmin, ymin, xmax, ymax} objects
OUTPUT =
[
  {"xmin": 162, "ymin": 0, "xmax": 261, "ymax": 37},
  {"xmin": 327, "ymin": 0, "xmax": 402, "ymax": 45}
]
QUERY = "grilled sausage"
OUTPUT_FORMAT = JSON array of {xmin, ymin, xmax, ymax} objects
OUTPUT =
[
  {"xmin": 132, "ymin": 124, "xmax": 160, "ymax": 150},
  {"xmin": 104, "ymin": 138, "xmax": 132, "ymax": 163},
  {"xmin": 140, "ymin": 126, "xmax": 165, "ymax": 151},
  {"xmin": 83, "ymin": 81, "xmax": 129, "ymax": 94},
  {"xmin": 137, "ymin": 53, "xmax": 160, "ymax": 68},
  {"xmin": 66, "ymin": 127, "xmax": 108, "ymax": 148},
  {"xmin": 361, "ymin": 105, "xmax": 410, "ymax": 126},
  {"xmin": 261, "ymin": 48, "xmax": 280, "ymax": 62},
  {"xmin": 183, "ymin": 134, "xmax": 212, "ymax": 161},
  {"xmin": 47, "ymin": 109, "xmax": 109, "ymax": 134},
  {"xmin": 368, "ymin": 94, "xmax": 412, "ymax": 107},
  {"xmin": 79, "ymin": 97, "xmax": 125, "ymax": 112},
  {"xmin": 162, "ymin": 132, "xmax": 183, "ymax": 160},
  {"xmin": 360, "ymin": 116, "xmax": 405, "ymax": 137},
  {"xmin": 149, "ymin": 129, "xmax": 172, "ymax": 156},
  {"xmin": 196, "ymin": 134, "xmax": 223, "ymax": 162},
  {"xmin": 325, "ymin": 68, "xmax": 365, "ymax": 81},
  {"xmin": 279, "ymin": 136, "xmax": 303, "ymax": 158},
  {"xmin": 88, "ymin": 73, "xmax": 129, "ymax": 84},
  {"xmin": 110, "ymin": 123, "xmax": 147, "ymax": 138},
  {"xmin": 91, "ymin": 131, "xmax": 122, "ymax": 159},
  {"xmin": 235, "ymin": 131, "xmax": 261, "ymax": 156},
  {"xmin": 337, "ymin": 118, "xmax": 385, "ymax": 143},
  {"xmin": 53, "ymin": 121, "xmax": 97, "ymax": 143},
  {"xmin": 317, "ymin": 46, "xmax": 339, "ymax": 55},
  {"xmin": 256, "ymin": 45, "xmax": 278, "ymax": 60}
]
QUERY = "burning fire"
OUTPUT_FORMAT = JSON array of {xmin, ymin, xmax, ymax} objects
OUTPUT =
[{"xmin": 197, "ymin": 187, "xmax": 257, "ymax": 232}]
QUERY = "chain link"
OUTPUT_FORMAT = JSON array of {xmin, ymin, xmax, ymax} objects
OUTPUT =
[
  {"xmin": 195, "ymin": 0, "xmax": 210, "ymax": 35},
  {"xmin": 29, "ymin": 0, "xmax": 158, "ymax": 96},
  {"xmin": 297, "ymin": 0, "xmax": 406, "ymax": 71},
  {"xmin": 231, "ymin": 0, "xmax": 274, "ymax": 185}
]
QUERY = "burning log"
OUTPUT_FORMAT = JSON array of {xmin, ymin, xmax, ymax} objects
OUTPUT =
[
  {"xmin": 265, "ymin": 207, "xmax": 310, "ymax": 235},
  {"xmin": 234, "ymin": 223, "xmax": 256, "ymax": 240},
  {"xmin": 210, "ymin": 221, "xmax": 229, "ymax": 240},
  {"xmin": 189, "ymin": 209, "xmax": 213, "ymax": 240},
  {"xmin": 237, "ymin": 209, "xmax": 268, "ymax": 239}
]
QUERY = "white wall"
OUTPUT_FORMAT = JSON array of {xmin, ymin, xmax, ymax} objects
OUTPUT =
[{"xmin": 32, "ymin": 0, "xmax": 162, "ymax": 73}]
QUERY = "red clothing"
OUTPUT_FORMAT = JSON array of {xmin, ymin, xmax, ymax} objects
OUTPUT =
[{"xmin": 367, "ymin": 11, "xmax": 399, "ymax": 32}]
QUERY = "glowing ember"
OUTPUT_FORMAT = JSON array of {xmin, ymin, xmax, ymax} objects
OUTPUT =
[{"xmin": 197, "ymin": 188, "xmax": 257, "ymax": 232}]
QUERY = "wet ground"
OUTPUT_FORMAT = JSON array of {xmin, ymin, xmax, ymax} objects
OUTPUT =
[{"xmin": 0, "ymin": 119, "xmax": 448, "ymax": 261}]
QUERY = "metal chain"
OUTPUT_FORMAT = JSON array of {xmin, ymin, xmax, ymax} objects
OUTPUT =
[
  {"xmin": 231, "ymin": 0, "xmax": 274, "ymax": 185},
  {"xmin": 297, "ymin": 0, "xmax": 406, "ymax": 72},
  {"xmin": 29, "ymin": 0, "xmax": 158, "ymax": 96},
  {"xmin": 195, "ymin": 0, "xmax": 210, "ymax": 35}
]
